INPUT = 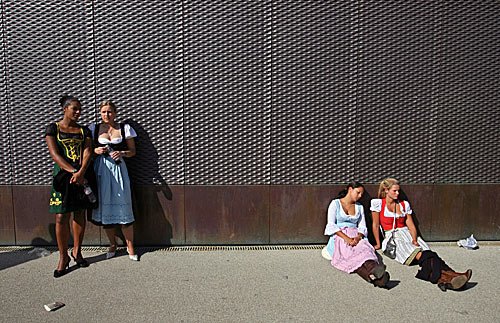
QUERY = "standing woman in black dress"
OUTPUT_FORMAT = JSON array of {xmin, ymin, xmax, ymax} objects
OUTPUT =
[{"xmin": 45, "ymin": 95, "xmax": 94, "ymax": 277}]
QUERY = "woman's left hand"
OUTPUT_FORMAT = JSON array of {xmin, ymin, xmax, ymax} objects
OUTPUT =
[{"xmin": 412, "ymin": 239, "xmax": 420, "ymax": 246}]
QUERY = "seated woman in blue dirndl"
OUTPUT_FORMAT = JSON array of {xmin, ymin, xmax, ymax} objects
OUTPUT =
[{"xmin": 322, "ymin": 181, "xmax": 389, "ymax": 288}]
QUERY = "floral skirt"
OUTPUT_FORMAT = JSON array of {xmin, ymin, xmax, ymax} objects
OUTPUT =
[{"xmin": 331, "ymin": 227, "xmax": 379, "ymax": 273}]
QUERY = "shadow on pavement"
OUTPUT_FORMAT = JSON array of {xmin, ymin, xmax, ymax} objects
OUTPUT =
[
  {"xmin": 0, "ymin": 248, "xmax": 50, "ymax": 271},
  {"xmin": 385, "ymin": 280, "xmax": 401, "ymax": 289}
]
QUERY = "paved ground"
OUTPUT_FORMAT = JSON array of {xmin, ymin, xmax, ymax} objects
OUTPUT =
[{"xmin": 0, "ymin": 243, "xmax": 499, "ymax": 323}]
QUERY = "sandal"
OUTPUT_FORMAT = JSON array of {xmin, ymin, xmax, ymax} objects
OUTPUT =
[{"xmin": 106, "ymin": 245, "xmax": 116, "ymax": 259}]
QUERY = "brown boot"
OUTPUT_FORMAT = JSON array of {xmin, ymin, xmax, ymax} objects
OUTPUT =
[
  {"xmin": 363, "ymin": 260, "xmax": 386, "ymax": 280},
  {"xmin": 437, "ymin": 270, "xmax": 471, "ymax": 291},
  {"xmin": 460, "ymin": 269, "xmax": 473, "ymax": 281},
  {"xmin": 355, "ymin": 260, "xmax": 389, "ymax": 288},
  {"xmin": 373, "ymin": 272, "xmax": 390, "ymax": 288},
  {"xmin": 355, "ymin": 262, "xmax": 372, "ymax": 282}
]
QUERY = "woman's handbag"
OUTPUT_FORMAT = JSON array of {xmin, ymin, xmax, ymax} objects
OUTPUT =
[
  {"xmin": 384, "ymin": 233, "xmax": 397, "ymax": 259},
  {"xmin": 383, "ymin": 203, "xmax": 398, "ymax": 259}
]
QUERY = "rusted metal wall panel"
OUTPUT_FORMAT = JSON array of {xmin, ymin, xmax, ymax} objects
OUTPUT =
[
  {"xmin": 270, "ymin": 185, "xmax": 342, "ymax": 244},
  {"xmin": 3, "ymin": 184, "xmax": 499, "ymax": 246},
  {"xmin": 12, "ymin": 186, "xmax": 100, "ymax": 246},
  {"xmin": 394, "ymin": 185, "xmax": 434, "ymax": 241},
  {"xmin": 13, "ymin": 186, "xmax": 58, "ymax": 245},
  {"xmin": 132, "ymin": 185, "xmax": 185, "ymax": 246},
  {"xmin": 475, "ymin": 185, "xmax": 500, "ymax": 240},
  {"xmin": 431, "ymin": 185, "xmax": 479, "ymax": 241},
  {"xmin": 0, "ymin": 186, "xmax": 15, "ymax": 245},
  {"xmin": 184, "ymin": 186, "xmax": 270, "ymax": 244}
]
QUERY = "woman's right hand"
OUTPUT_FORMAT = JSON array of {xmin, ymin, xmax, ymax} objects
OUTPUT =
[
  {"xmin": 373, "ymin": 243, "xmax": 381, "ymax": 250},
  {"xmin": 94, "ymin": 146, "xmax": 108, "ymax": 155},
  {"xmin": 70, "ymin": 171, "xmax": 85, "ymax": 185}
]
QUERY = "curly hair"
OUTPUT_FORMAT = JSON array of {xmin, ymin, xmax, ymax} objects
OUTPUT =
[{"xmin": 59, "ymin": 95, "xmax": 80, "ymax": 109}]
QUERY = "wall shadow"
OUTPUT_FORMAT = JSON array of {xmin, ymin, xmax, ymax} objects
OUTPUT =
[
  {"xmin": 358, "ymin": 190, "xmax": 375, "ymax": 245},
  {"xmin": 2, "ymin": 224, "xmax": 57, "ymax": 271},
  {"xmin": 0, "ymin": 248, "xmax": 49, "ymax": 271},
  {"xmin": 398, "ymin": 189, "xmax": 423, "ymax": 239},
  {"xmin": 122, "ymin": 118, "xmax": 173, "ymax": 247}
]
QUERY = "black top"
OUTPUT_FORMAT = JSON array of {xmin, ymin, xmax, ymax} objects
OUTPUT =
[
  {"xmin": 92, "ymin": 123, "xmax": 129, "ymax": 152},
  {"xmin": 45, "ymin": 122, "xmax": 92, "ymax": 168}
]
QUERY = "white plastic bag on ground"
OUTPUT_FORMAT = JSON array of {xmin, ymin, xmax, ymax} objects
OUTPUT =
[{"xmin": 457, "ymin": 234, "xmax": 478, "ymax": 250}]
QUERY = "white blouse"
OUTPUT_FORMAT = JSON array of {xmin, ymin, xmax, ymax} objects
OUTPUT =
[
  {"xmin": 370, "ymin": 199, "xmax": 412, "ymax": 218},
  {"xmin": 324, "ymin": 199, "xmax": 368, "ymax": 237},
  {"xmin": 88, "ymin": 123, "xmax": 137, "ymax": 145}
]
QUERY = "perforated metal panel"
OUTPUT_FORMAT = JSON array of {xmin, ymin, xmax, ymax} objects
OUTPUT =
[
  {"xmin": 436, "ymin": 1, "xmax": 500, "ymax": 183},
  {"xmin": 93, "ymin": 0, "xmax": 184, "ymax": 185},
  {"xmin": 1, "ymin": 1, "xmax": 499, "ymax": 186},
  {"xmin": 183, "ymin": 1, "xmax": 272, "ymax": 184},
  {"xmin": 0, "ymin": 20, "xmax": 12, "ymax": 185},
  {"xmin": 3, "ymin": 1, "xmax": 94, "ymax": 185},
  {"xmin": 355, "ymin": 1, "xmax": 439, "ymax": 183},
  {"xmin": 271, "ymin": 1, "xmax": 357, "ymax": 184},
  {"xmin": 0, "ymin": 34, "xmax": 12, "ymax": 184}
]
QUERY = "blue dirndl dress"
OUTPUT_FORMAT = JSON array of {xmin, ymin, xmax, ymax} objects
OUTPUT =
[{"xmin": 92, "ymin": 153, "xmax": 135, "ymax": 225}]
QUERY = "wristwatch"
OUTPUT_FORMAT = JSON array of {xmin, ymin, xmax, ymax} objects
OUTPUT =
[{"xmin": 71, "ymin": 169, "xmax": 78, "ymax": 173}]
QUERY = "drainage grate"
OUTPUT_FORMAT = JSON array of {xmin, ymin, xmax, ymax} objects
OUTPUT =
[
  {"xmin": 0, "ymin": 245, "xmax": 325, "ymax": 253},
  {"xmin": 2, "ymin": 242, "xmax": 499, "ymax": 253},
  {"xmin": 149, "ymin": 245, "xmax": 325, "ymax": 252}
]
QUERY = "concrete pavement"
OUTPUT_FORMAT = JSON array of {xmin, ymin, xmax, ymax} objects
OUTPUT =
[{"xmin": 0, "ymin": 244, "xmax": 499, "ymax": 323}]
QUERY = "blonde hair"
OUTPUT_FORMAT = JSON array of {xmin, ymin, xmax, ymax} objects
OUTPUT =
[
  {"xmin": 99, "ymin": 100, "xmax": 117, "ymax": 112},
  {"xmin": 378, "ymin": 178, "xmax": 400, "ymax": 198}
]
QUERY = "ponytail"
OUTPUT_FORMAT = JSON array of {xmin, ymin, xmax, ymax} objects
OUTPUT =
[
  {"xmin": 377, "ymin": 178, "xmax": 399, "ymax": 198},
  {"xmin": 336, "ymin": 181, "xmax": 364, "ymax": 199}
]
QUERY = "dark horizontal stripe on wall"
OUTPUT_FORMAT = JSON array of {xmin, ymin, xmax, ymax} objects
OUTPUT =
[{"xmin": 1, "ymin": 184, "xmax": 499, "ymax": 246}]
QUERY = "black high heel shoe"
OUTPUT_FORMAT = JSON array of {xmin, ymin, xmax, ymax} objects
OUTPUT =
[
  {"xmin": 71, "ymin": 254, "xmax": 89, "ymax": 268},
  {"xmin": 53, "ymin": 258, "xmax": 70, "ymax": 278}
]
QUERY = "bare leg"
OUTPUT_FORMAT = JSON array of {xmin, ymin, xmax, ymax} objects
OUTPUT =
[
  {"xmin": 122, "ymin": 224, "xmax": 135, "ymax": 255},
  {"xmin": 104, "ymin": 226, "xmax": 117, "ymax": 252},
  {"xmin": 71, "ymin": 210, "xmax": 86, "ymax": 260},
  {"xmin": 55, "ymin": 213, "xmax": 71, "ymax": 271},
  {"xmin": 415, "ymin": 250, "xmax": 422, "ymax": 261}
]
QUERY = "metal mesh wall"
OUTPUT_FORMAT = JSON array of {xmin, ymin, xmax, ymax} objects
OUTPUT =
[
  {"xmin": 3, "ymin": 1, "xmax": 94, "ymax": 185},
  {"xmin": 93, "ymin": 0, "xmax": 184, "ymax": 185},
  {"xmin": 436, "ymin": 1, "xmax": 500, "ymax": 183},
  {"xmin": 1, "ymin": 1, "xmax": 499, "ymax": 185},
  {"xmin": 356, "ymin": 1, "xmax": 439, "ymax": 183},
  {"xmin": 183, "ymin": 1, "xmax": 272, "ymax": 184},
  {"xmin": 271, "ymin": 1, "xmax": 357, "ymax": 184},
  {"xmin": 0, "ymin": 12, "xmax": 11, "ymax": 184}
]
